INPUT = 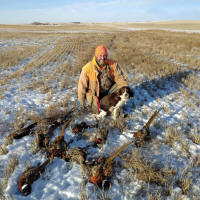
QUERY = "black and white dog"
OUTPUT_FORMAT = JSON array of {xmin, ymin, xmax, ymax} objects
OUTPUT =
[{"xmin": 96, "ymin": 86, "xmax": 133, "ymax": 120}]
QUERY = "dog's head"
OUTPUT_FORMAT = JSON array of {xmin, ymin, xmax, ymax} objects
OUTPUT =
[{"xmin": 118, "ymin": 86, "xmax": 134, "ymax": 99}]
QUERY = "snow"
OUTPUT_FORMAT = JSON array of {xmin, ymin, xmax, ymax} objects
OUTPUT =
[{"xmin": 0, "ymin": 28, "xmax": 200, "ymax": 200}]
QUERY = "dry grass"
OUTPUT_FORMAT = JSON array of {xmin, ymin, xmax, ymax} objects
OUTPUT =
[
  {"xmin": 1, "ymin": 28, "xmax": 200, "ymax": 97},
  {"xmin": 0, "ymin": 154, "xmax": 19, "ymax": 199},
  {"xmin": 123, "ymin": 149, "xmax": 198, "ymax": 197},
  {"xmin": 194, "ymin": 155, "xmax": 200, "ymax": 168},
  {"xmin": 110, "ymin": 20, "xmax": 200, "ymax": 30},
  {"xmin": 0, "ymin": 145, "xmax": 8, "ymax": 155},
  {"xmin": 0, "ymin": 45, "xmax": 41, "ymax": 68},
  {"xmin": 165, "ymin": 126, "xmax": 180, "ymax": 146},
  {"xmin": 1, "ymin": 20, "xmax": 200, "ymax": 32},
  {"xmin": 177, "ymin": 177, "xmax": 193, "ymax": 195},
  {"xmin": 180, "ymin": 138, "xmax": 191, "ymax": 157},
  {"xmin": 122, "ymin": 150, "xmax": 176, "ymax": 186},
  {"xmin": 147, "ymin": 192, "xmax": 161, "ymax": 200},
  {"xmin": 0, "ymin": 30, "xmax": 56, "ymax": 39},
  {"xmin": 0, "ymin": 23, "xmax": 200, "ymax": 199},
  {"xmin": 175, "ymin": 159, "xmax": 196, "ymax": 196},
  {"xmin": 192, "ymin": 132, "xmax": 200, "ymax": 145}
]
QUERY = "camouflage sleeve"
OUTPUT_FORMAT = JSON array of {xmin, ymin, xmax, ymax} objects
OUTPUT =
[{"xmin": 113, "ymin": 63, "xmax": 128, "ymax": 89}]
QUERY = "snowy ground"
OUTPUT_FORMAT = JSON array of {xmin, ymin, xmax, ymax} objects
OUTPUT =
[{"xmin": 0, "ymin": 28, "xmax": 200, "ymax": 200}]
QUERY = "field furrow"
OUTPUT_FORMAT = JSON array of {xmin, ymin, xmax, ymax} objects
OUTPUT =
[{"xmin": 0, "ymin": 25, "xmax": 200, "ymax": 200}]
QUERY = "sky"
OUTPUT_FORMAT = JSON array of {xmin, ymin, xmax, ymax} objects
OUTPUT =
[{"xmin": 0, "ymin": 0, "xmax": 200, "ymax": 24}]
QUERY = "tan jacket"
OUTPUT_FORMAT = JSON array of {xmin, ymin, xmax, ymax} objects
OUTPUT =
[{"xmin": 78, "ymin": 57, "xmax": 128, "ymax": 108}]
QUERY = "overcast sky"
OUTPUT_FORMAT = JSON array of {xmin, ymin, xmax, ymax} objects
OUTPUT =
[{"xmin": 0, "ymin": 0, "xmax": 200, "ymax": 24}]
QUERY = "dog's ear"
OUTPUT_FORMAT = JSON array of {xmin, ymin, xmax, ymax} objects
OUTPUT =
[{"xmin": 118, "ymin": 86, "xmax": 126, "ymax": 94}]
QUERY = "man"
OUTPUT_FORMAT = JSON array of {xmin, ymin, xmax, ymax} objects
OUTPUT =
[{"xmin": 78, "ymin": 45, "xmax": 130, "ymax": 113}]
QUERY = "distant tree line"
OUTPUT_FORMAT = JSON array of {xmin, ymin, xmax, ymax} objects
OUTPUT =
[
  {"xmin": 31, "ymin": 22, "xmax": 81, "ymax": 25},
  {"xmin": 31, "ymin": 22, "xmax": 51, "ymax": 25}
]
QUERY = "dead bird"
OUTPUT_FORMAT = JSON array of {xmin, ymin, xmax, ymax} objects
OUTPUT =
[
  {"xmin": 93, "ymin": 127, "xmax": 109, "ymax": 147},
  {"xmin": 134, "ymin": 108, "xmax": 162, "ymax": 147},
  {"xmin": 8, "ymin": 122, "xmax": 37, "ymax": 140},
  {"xmin": 18, "ymin": 159, "xmax": 50, "ymax": 196},
  {"xmin": 72, "ymin": 121, "xmax": 98, "ymax": 133},
  {"xmin": 87, "ymin": 140, "xmax": 133, "ymax": 187},
  {"xmin": 36, "ymin": 133, "xmax": 50, "ymax": 149},
  {"xmin": 8, "ymin": 108, "xmax": 74, "ymax": 142},
  {"xmin": 46, "ymin": 118, "xmax": 74, "ymax": 160}
]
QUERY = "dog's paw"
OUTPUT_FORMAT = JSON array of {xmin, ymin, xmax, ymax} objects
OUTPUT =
[
  {"xmin": 111, "ymin": 111, "xmax": 119, "ymax": 120},
  {"xmin": 94, "ymin": 109, "xmax": 107, "ymax": 120}
]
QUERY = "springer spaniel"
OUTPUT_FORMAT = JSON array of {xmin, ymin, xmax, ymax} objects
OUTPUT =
[{"xmin": 96, "ymin": 86, "xmax": 133, "ymax": 120}]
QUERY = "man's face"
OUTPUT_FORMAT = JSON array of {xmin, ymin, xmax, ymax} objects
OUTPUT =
[{"xmin": 96, "ymin": 53, "xmax": 107, "ymax": 67}]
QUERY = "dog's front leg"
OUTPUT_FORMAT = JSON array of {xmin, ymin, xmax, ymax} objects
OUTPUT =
[{"xmin": 111, "ymin": 107, "xmax": 120, "ymax": 120}]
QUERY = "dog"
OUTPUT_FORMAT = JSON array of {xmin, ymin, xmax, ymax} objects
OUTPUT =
[{"xmin": 97, "ymin": 86, "xmax": 133, "ymax": 120}]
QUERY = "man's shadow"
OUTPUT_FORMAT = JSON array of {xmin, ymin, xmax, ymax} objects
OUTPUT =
[
  {"xmin": 122, "ymin": 68, "xmax": 197, "ymax": 141},
  {"xmin": 125, "ymin": 69, "xmax": 195, "ymax": 112}
]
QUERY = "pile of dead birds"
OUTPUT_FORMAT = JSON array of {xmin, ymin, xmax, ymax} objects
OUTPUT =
[{"xmin": 7, "ymin": 107, "xmax": 161, "ymax": 196}]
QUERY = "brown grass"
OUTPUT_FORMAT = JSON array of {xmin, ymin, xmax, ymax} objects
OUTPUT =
[
  {"xmin": 0, "ymin": 23, "xmax": 200, "ymax": 199},
  {"xmin": 1, "ymin": 28, "xmax": 199, "ymax": 97},
  {"xmin": 0, "ymin": 45, "xmax": 41, "ymax": 68},
  {"xmin": 165, "ymin": 126, "xmax": 180, "ymax": 146},
  {"xmin": 109, "ymin": 20, "xmax": 200, "ymax": 30},
  {"xmin": 177, "ymin": 177, "xmax": 193, "ymax": 195},
  {"xmin": 0, "ymin": 145, "xmax": 8, "ymax": 155},
  {"xmin": 0, "ymin": 154, "xmax": 19, "ymax": 199},
  {"xmin": 192, "ymin": 132, "xmax": 200, "ymax": 145},
  {"xmin": 180, "ymin": 138, "xmax": 191, "ymax": 157},
  {"xmin": 122, "ymin": 150, "xmax": 176, "ymax": 186},
  {"xmin": 194, "ymin": 155, "xmax": 200, "ymax": 168},
  {"xmin": 1, "ymin": 20, "xmax": 200, "ymax": 32}
]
